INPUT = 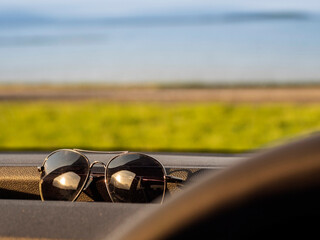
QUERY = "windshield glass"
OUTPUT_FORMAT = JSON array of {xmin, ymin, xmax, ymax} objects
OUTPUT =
[{"xmin": 0, "ymin": 0, "xmax": 319, "ymax": 152}]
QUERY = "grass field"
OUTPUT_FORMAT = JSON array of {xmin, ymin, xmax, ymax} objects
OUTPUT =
[{"xmin": 0, "ymin": 100, "xmax": 320, "ymax": 152}]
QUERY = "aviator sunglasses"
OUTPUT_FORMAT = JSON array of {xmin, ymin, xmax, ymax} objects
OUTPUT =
[{"xmin": 38, "ymin": 149, "xmax": 183, "ymax": 203}]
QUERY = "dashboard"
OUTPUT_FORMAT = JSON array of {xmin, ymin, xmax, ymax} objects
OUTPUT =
[{"xmin": 0, "ymin": 152, "xmax": 243, "ymax": 240}]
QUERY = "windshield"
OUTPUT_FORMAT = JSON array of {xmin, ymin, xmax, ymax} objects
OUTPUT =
[{"xmin": 0, "ymin": 0, "xmax": 319, "ymax": 152}]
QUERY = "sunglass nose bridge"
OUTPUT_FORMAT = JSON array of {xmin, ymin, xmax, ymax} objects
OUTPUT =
[{"xmin": 89, "ymin": 161, "xmax": 106, "ymax": 169}]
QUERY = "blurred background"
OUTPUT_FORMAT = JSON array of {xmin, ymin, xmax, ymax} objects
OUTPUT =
[{"xmin": 0, "ymin": 0, "xmax": 320, "ymax": 152}]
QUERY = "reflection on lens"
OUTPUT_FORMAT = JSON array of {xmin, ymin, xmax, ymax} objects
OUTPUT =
[
  {"xmin": 40, "ymin": 150, "xmax": 89, "ymax": 201},
  {"xmin": 111, "ymin": 170, "xmax": 136, "ymax": 190},
  {"xmin": 52, "ymin": 171, "xmax": 81, "ymax": 190},
  {"xmin": 106, "ymin": 153, "xmax": 165, "ymax": 203}
]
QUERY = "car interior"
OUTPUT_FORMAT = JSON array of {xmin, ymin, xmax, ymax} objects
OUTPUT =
[
  {"xmin": 1, "ymin": 134, "xmax": 320, "ymax": 239},
  {"xmin": 0, "ymin": 150, "xmax": 242, "ymax": 239}
]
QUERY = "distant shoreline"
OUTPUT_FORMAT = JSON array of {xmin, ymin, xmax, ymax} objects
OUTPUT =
[{"xmin": 0, "ymin": 84, "xmax": 320, "ymax": 102}]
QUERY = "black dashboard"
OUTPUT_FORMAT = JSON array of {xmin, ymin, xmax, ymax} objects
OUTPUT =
[{"xmin": 0, "ymin": 152, "xmax": 243, "ymax": 240}]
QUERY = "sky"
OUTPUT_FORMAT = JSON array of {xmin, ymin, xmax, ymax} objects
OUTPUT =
[{"xmin": 1, "ymin": 0, "xmax": 320, "ymax": 17}]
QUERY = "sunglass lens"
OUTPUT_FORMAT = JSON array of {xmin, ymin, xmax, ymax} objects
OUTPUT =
[
  {"xmin": 40, "ymin": 150, "xmax": 89, "ymax": 201},
  {"xmin": 106, "ymin": 153, "xmax": 165, "ymax": 203}
]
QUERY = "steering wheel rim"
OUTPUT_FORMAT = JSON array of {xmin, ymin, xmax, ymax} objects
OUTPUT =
[{"xmin": 108, "ymin": 134, "xmax": 320, "ymax": 240}]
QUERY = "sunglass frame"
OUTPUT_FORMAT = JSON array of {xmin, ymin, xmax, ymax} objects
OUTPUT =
[{"xmin": 39, "ymin": 149, "xmax": 171, "ymax": 203}]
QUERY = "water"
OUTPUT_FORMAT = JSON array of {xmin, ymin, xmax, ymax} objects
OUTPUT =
[{"xmin": 1, "ymin": 14, "xmax": 320, "ymax": 85}]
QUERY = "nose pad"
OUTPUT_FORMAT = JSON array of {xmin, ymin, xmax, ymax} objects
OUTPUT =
[
  {"xmin": 83, "ymin": 176, "xmax": 93, "ymax": 191},
  {"xmin": 84, "ymin": 161, "xmax": 106, "ymax": 191}
]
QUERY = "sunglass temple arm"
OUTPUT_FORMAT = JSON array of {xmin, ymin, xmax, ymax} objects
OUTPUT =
[{"xmin": 165, "ymin": 175, "xmax": 184, "ymax": 184}]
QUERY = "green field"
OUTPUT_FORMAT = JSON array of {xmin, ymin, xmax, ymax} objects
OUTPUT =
[{"xmin": 0, "ymin": 101, "xmax": 319, "ymax": 152}]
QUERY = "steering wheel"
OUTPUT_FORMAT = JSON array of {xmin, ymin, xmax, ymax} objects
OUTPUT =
[{"xmin": 108, "ymin": 134, "xmax": 320, "ymax": 240}]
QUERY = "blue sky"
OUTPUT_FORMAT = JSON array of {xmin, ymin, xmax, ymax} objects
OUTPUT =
[{"xmin": 1, "ymin": 0, "xmax": 320, "ymax": 17}]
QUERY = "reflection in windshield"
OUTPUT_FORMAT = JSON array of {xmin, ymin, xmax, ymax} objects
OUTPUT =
[
  {"xmin": 110, "ymin": 170, "xmax": 136, "ymax": 190},
  {"xmin": 52, "ymin": 171, "xmax": 81, "ymax": 190}
]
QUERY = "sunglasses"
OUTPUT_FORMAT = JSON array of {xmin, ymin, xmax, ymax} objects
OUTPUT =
[{"xmin": 38, "ymin": 149, "xmax": 183, "ymax": 203}]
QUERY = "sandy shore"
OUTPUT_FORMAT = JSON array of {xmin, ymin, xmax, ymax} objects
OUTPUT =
[{"xmin": 0, "ymin": 86, "xmax": 320, "ymax": 103}]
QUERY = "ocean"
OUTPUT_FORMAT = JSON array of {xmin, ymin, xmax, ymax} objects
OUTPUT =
[{"xmin": 1, "ymin": 12, "xmax": 320, "ymax": 85}]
